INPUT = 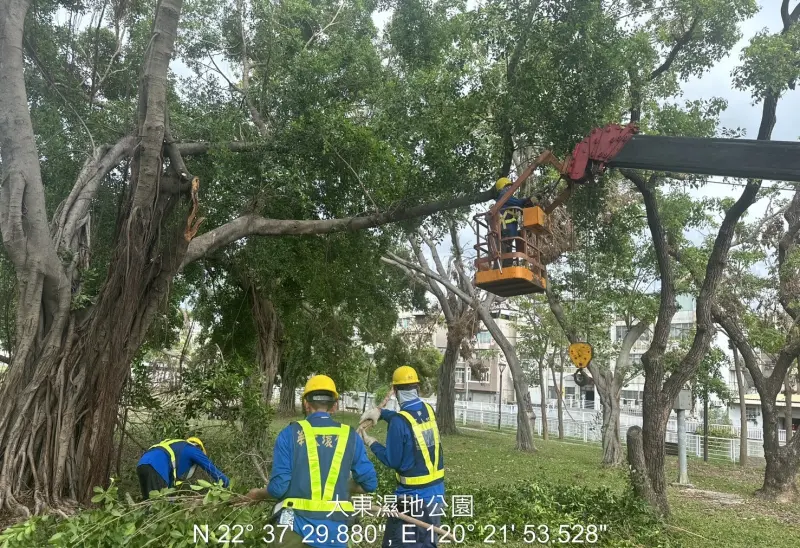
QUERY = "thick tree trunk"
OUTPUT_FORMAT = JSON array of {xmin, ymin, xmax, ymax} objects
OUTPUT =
[
  {"xmin": 0, "ymin": 0, "xmax": 189, "ymax": 513},
  {"xmin": 600, "ymin": 388, "xmax": 623, "ymax": 466},
  {"xmin": 476, "ymin": 309, "xmax": 535, "ymax": 451},
  {"xmin": 732, "ymin": 346, "xmax": 748, "ymax": 466},
  {"xmin": 279, "ymin": 378, "xmax": 298, "ymax": 415},
  {"xmin": 551, "ymin": 365, "xmax": 564, "ymax": 439},
  {"xmin": 628, "ymin": 380, "xmax": 672, "ymax": 516},
  {"xmin": 252, "ymin": 292, "xmax": 283, "ymax": 404},
  {"xmin": 626, "ymin": 426, "xmax": 664, "ymax": 512},
  {"xmin": 538, "ymin": 360, "xmax": 548, "ymax": 441},
  {"xmin": 758, "ymin": 401, "xmax": 800, "ymax": 501},
  {"xmin": 785, "ymin": 373, "xmax": 793, "ymax": 435},
  {"xmin": 436, "ymin": 333, "xmax": 461, "ymax": 435}
]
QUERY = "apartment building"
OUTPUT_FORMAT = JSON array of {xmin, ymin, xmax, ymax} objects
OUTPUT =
[
  {"xmin": 395, "ymin": 309, "xmax": 516, "ymax": 405},
  {"xmin": 607, "ymin": 294, "xmax": 697, "ymax": 412},
  {"xmin": 395, "ymin": 294, "xmax": 699, "ymax": 412}
]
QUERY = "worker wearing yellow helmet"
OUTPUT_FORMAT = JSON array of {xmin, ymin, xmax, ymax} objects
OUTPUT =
[
  {"xmin": 360, "ymin": 366, "xmax": 445, "ymax": 547},
  {"xmin": 495, "ymin": 176, "xmax": 533, "ymax": 267},
  {"xmin": 248, "ymin": 375, "xmax": 377, "ymax": 548},
  {"xmin": 136, "ymin": 436, "xmax": 228, "ymax": 499}
]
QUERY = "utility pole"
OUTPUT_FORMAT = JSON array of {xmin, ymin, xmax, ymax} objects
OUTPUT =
[
  {"xmin": 362, "ymin": 360, "xmax": 372, "ymax": 413},
  {"xmin": 498, "ymin": 361, "xmax": 507, "ymax": 430},
  {"xmin": 703, "ymin": 385, "xmax": 709, "ymax": 462},
  {"xmin": 675, "ymin": 388, "xmax": 691, "ymax": 485}
]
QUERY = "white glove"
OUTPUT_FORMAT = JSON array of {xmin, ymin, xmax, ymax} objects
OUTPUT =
[
  {"xmin": 360, "ymin": 407, "xmax": 381, "ymax": 425},
  {"xmin": 359, "ymin": 429, "xmax": 377, "ymax": 447}
]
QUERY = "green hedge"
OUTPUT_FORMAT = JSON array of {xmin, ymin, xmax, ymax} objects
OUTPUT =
[{"xmin": 694, "ymin": 426, "xmax": 738, "ymax": 439}]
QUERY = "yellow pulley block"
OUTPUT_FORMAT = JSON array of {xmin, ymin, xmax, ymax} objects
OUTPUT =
[{"xmin": 568, "ymin": 342, "xmax": 593, "ymax": 369}]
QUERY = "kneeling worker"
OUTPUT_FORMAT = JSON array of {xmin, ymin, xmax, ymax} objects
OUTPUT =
[
  {"xmin": 248, "ymin": 375, "xmax": 378, "ymax": 547},
  {"xmin": 360, "ymin": 366, "xmax": 445, "ymax": 547},
  {"xmin": 136, "ymin": 437, "xmax": 229, "ymax": 499}
]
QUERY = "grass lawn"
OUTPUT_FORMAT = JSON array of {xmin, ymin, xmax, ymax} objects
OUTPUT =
[{"xmin": 270, "ymin": 412, "xmax": 800, "ymax": 548}]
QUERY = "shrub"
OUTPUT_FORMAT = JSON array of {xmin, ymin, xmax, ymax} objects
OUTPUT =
[
  {"xmin": 694, "ymin": 425, "xmax": 738, "ymax": 439},
  {"xmin": 1, "ymin": 460, "xmax": 679, "ymax": 547}
]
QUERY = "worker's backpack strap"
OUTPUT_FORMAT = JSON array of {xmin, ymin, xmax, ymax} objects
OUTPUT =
[
  {"xmin": 396, "ymin": 403, "xmax": 444, "ymax": 486},
  {"xmin": 149, "ymin": 439, "xmax": 184, "ymax": 486},
  {"xmin": 282, "ymin": 421, "xmax": 355, "ymax": 514}
]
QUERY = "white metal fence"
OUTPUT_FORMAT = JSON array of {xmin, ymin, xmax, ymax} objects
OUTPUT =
[{"xmin": 339, "ymin": 391, "xmax": 784, "ymax": 464}]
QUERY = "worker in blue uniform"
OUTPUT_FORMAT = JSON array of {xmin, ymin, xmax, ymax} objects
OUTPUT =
[
  {"xmin": 136, "ymin": 437, "xmax": 229, "ymax": 499},
  {"xmin": 495, "ymin": 177, "xmax": 533, "ymax": 267},
  {"xmin": 360, "ymin": 366, "xmax": 445, "ymax": 548},
  {"xmin": 247, "ymin": 375, "xmax": 377, "ymax": 547}
]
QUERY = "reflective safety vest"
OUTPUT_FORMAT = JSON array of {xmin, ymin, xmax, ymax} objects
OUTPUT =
[
  {"xmin": 150, "ymin": 439, "xmax": 187, "ymax": 486},
  {"xmin": 282, "ymin": 421, "xmax": 355, "ymax": 515},
  {"xmin": 396, "ymin": 403, "xmax": 444, "ymax": 487},
  {"xmin": 500, "ymin": 208, "xmax": 519, "ymax": 227}
]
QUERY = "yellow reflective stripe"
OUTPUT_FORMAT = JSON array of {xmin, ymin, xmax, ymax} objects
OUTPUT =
[
  {"xmin": 150, "ymin": 439, "xmax": 183, "ymax": 485},
  {"xmin": 396, "ymin": 469, "xmax": 445, "ymax": 485},
  {"xmin": 396, "ymin": 404, "xmax": 443, "ymax": 486},
  {"xmin": 323, "ymin": 425, "xmax": 350, "ymax": 501},
  {"xmin": 398, "ymin": 410, "xmax": 435, "ymax": 475},
  {"xmin": 294, "ymin": 421, "xmax": 351, "ymax": 509},
  {"xmin": 424, "ymin": 404, "xmax": 441, "ymax": 472},
  {"xmin": 282, "ymin": 498, "xmax": 355, "ymax": 512},
  {"xmin": 297, "ymin": 421, "xmax": 322, "ymax": 500}
]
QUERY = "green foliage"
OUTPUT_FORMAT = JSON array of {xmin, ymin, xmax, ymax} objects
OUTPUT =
[
  {"xmin": 695, "ymin": 425, "xmax": 738, "ymax": 439},
  {"xmin": 0, "ymin": 480, "xmax": 265, "ymax": 548},
  {"xmin": 734, "ymin": 25, "xmax": 800, "ymax": 100},
  {"xmin": 0, "ymin": 474, "xmax": 677, "ymax": 548},
  {"xmin": 373, "ymin": 334, "xmax": 441, "ymax": 396},
  {"xmin": 373, "ymin": 385, "xmax": 389, "ymax": 406}
]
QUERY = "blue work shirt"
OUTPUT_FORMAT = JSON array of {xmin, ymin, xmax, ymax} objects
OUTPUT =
[
  {"xmin": 267, "ymin": 412, "xmax": 377, "ymax": 548},
  {"xmin": 137, "ymin": 440, "xmax": 229, "ymax": 488},
  {"xmin": 497, "ymin": 186, "xmax": 528, "ymax": 212},
  {"xmin": 370, "ymin": 399, "xmax": 445, "ymax": 505}
]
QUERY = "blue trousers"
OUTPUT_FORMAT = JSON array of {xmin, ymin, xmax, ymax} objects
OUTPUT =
[
  {"xmin": 382, "ymin": 496, "xmax": 442, "ymax": 548},
  {"xmin": 501, "ymin": 222, "xmax": 519, "ymax": 266}
]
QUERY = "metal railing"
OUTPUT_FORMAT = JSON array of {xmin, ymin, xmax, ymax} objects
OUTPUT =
[{"xmin": 340, "ymin": 391, "xmax": 791, "ymax": 464}]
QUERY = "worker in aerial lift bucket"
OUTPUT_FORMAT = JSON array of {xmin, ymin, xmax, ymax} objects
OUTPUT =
[
  {"xmin": 136, "ymin": 436, "xmax": 229, "ymax": 499},
  {"xmin": 248, "ymin": 375, "xmax": 378, "ymax": 548},
  {"xmin": 495, "ymin": 177, "xmax": 533, "ymax": 267},
  {"xmin": 360, "ymin": 366, "xmax": 445, "ymax": 547}
]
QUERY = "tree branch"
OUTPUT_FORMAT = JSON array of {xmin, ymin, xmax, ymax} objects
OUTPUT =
[
  {"xmin": 408, "ymin": 236, "xmax": 454, "ymax": 323},
  {"xmin": 174, "ymin": 141, "xmax": 274, "ymax": 156},
  {"xmin": 778, "ymin": 186, "xmax": 800, "ymax": 320},
  {"xmin": 621, "ymin": 169, "xmax": 677, "ymax": 355},
  {"xmin": 650, "ymin": 16, "xmax": 700, "ymax": 80},
  {"xmin": 0, "ymin": 354, "xmax": 10, "ymax": 364},
  {"xmin": 130, "ymin": 0, "xmax": 183, "ymax": 208},
  {"xmin": 181, "ymin": 189, "xmax": 495, "ymax": 267},
  {"xmin": 383, "ymin": 254, "xmax": 475, "ymax": 305},
  {"xmin": 782, "ymin": 0, "xmax": 800, "ymax": 29},
  {"xmin": 53, "ymin": 135, "xmax": 136, "ymax": 233}
]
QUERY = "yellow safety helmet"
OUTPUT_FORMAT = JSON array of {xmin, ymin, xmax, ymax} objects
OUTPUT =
[
  {"xmin": 392, "ymin": 365, "xmax": 420, "ymax": 386},
  {"xmin": 496, "ymin": 177, "xmax": 512, "ymax": 191},
  {"xmin": 303, "ymin": 374, "xmax": 339, "ymax": 401},
  {"xmin": 187, "ymin": 437, "xmax": 206, "ymax": 455}
]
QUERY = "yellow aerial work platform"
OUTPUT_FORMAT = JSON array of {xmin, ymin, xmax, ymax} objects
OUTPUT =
[
  {"xmin": 473, "ymin": 205, "xmax": 552, "ymax": 297},
  {"xmin": 475, "ymin": 266, "xmax": 547, "ymax": 297}
]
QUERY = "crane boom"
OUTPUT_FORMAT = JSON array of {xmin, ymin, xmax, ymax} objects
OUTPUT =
[
  {"xmin": 608, "ymin": 135, "xmax": 800, "ymax": 183},
  {"xmin": 474, "ymin": 122, "xmax": 800, "ymax": 299},
  {"xmin": 563, "ymin": 123, "xmax": 800, "ymax": 185}
]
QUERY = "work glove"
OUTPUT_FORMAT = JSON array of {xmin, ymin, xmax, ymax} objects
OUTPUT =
[
  {"xmin": 359, "ymin": 429, "xmax": 377, "ymax": 447},
  {"xmin": 360, "ymin": 407, "xmax": 381, "ymax": 426}
]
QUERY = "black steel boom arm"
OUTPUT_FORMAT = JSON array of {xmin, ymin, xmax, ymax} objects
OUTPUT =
[{"xmin": 608, "ymin": 135, "xmax": 800, "ymax": 183}]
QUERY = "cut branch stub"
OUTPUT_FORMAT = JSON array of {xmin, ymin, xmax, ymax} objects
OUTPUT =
[{"xmin": 184, "ymin": 177, "xmax": 205, "ymax": 241}]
